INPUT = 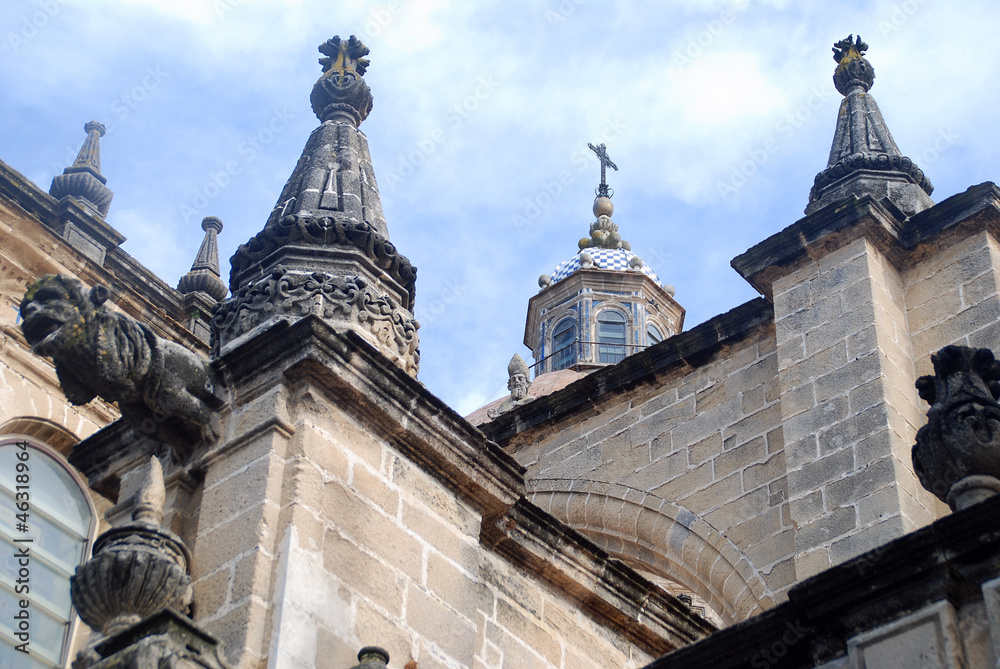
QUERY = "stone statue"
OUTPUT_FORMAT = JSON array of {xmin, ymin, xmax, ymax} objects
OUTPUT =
[
  {"xmin": 487, "ymin": 354, "xmax": 536, "ymax": 419},
  {"xmin": 912, "ymin": 345, "xmax": 1000, "ymax": 510},
  {"xmin": 20, "ymin": 275, "xmax": 226, "ymax": 446}
]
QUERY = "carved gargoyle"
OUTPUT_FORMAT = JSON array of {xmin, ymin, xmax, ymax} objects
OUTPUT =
[
  {"xmin": 20, "ymin": 275, "xmax": 227, "ymax": 448},
  {"xmin": 912, "ymin": 345, "xmax": 1000, "ymax": 511}
]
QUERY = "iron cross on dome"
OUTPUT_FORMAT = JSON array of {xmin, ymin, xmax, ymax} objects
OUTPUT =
[{"xmin": 587, "ymin": 142, "xmax": 618, "ymax": 198}]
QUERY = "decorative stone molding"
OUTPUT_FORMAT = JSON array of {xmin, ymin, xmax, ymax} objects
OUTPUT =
[
  {"xmin": 912, "ymin": 345, "xmax": 1000, "ymax": 510},
  {"xmin": 212, "ymin": 267, "xmax": 419, "ymax": 374},
  {"xmin": 229, "ymin": 213, "xmax": 416, "ymax": 304},
  {"xmin": 810, "ymin": 155, "xmax": 933, "ymax": 207},
  {"xmin": 528, "ymin": 479, "xmax": 771, "ymax": 624}
]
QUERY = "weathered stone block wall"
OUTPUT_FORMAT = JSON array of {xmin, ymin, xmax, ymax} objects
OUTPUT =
[
  {"xmin": 509, "ymin": 321, "xmax": 790, "ymax": 618},
  {"xmin": 772, "ymin": 237, "xmax": 942, "ymax": 580},
  {"xmin": 905, "ymin": 231, "xmax": 1000, "ymax": 379},
  {"xmin": 191, "ymin": 325, "xmax": 694, "ymax": 668}
]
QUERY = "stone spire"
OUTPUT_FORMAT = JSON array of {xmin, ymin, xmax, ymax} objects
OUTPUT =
[
  {"xmin": 177, "ymin": 216, "xmax": 227, "ymax": 301},
  {"xmin": 50, "ymin": 121, "xmax": 114, "ymax": 217},
  {"xmin": 214, "ymin": 35, "xmax": 419, "ymax": 375},
  {"xmin": 806, "ymin": 36, "xmax": 934, "ymax": 217}
]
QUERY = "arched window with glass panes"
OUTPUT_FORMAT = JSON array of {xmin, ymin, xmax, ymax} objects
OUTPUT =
[
  {"xmin": 597, "ymin": 310, "xmax": 627, "ymax": 364},
  {"xmin": 647, "ymin": 323, "xmax": 663, "ymax": 346},
  {"xmin": 551, "ymin": 318, "xmax": 577, "ymax": 371},
  {"xmin": 0, "ymin": 436, "xmax": 96, "ymax": 668}
]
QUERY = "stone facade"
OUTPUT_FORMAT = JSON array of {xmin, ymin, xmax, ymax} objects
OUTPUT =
[{"xmin": 2, "ymin": 31, "xmax": 1000, "ymax": 669}]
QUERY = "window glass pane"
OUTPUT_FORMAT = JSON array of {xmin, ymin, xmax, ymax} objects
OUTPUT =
[
  {"xmin": 0, "ymin": 439, "xmax": 92, "ymax": 668},
  {"xmin": 597, "ymin": 311, "xmax": 626, "ymax": 364},
  {"xmin": 552, "ymin": 319, "xmax": 577, "ymax": 371},
  {"xmin": 647, "ymin": 324, "xmax": 663, "ymax": 345}
]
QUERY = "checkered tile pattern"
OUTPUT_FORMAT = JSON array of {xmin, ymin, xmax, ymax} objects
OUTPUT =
[{"xmin": 551, "ymin": 248, "xmax": 661, "ymax": 284}]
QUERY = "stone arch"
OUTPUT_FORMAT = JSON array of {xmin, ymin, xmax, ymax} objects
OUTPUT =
[
  {"xmin": 529, "ymin": 479, "xmax": 773, "ymax": 624},
  {"xmin": 0, "ymin": 415, "xmax": 79, "ymax": 455}
]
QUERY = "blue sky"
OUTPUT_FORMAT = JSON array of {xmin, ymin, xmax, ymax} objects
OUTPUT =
[{"xmin": 3, "ymin": 0, "xmax": 1000, "ymax": 415}]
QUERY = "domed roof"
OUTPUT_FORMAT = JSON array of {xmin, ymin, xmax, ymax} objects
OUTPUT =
[{"xmin": 551, "ymin": 247, "xmax": 661, "ymax": 285}]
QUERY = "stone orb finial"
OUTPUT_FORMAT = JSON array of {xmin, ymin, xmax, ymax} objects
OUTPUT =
[
  {"xmin": 629, "ymin": 256, "xmax": 643, "ymax": 270},
  {"xmin": 201, "ymin": 215, "xmax": 223, "ymax": 233},
  {"xmin": 538, "ymin": 274, "xmax": 551, "ymax": 289},
  {"xmin": 593, "ymin": 196, "xmax": 614, "ymax": 218},
  {"xmin": 664, "ymin": 284, "xmax": 675, "ymax": 297},
  {"xmin": 84, "ymin": 120, "xmax": 107, "ymax": 137},
  {"xmin": 580, "ymin": 252, "xmax": 594, "ymax": 269}
]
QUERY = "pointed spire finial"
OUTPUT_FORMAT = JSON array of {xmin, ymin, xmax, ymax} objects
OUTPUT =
[
  {"xmin": 216, "ymin": 33, "xmax": 419, "ymax": 375},
  {"xmin": 806, "ymin": 37, "xmax": 934, "ymax": 217},
  {"xmin": 178, "ymin": 216, "xmax": 227, "ymax": 301},
  {"xmin": 310, "ymin": 35, "xmax": 373, "ymax": 126},
  {"xmin": 49, "ymin": 121, "xmax": 114, "ymax": 217}
]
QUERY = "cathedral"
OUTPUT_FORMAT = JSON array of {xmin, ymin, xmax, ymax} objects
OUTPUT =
[{"xmin": 1, "ymin": 28, "xmax": 1000, "ymax": 669}]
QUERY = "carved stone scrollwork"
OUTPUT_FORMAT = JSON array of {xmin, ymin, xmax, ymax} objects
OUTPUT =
[
  {"xmin": 229, "ymin": 214, "xmax": 417, "ymax": 304},
  {"xmin": 809, "ymin": 152, "xmax": 933, "ymax": 205},
  {"xmin": 912, "ymin": 345, "xmax": 1000, "ymax": 511},
  {"xmin": 212, "ymin": 267, "xmax": 419, "ymax": 370}
]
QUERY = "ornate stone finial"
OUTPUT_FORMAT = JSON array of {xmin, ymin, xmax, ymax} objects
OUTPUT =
[
  {"xmin": 71, "ymin": 457, "xmax": 193, "ymax": 638},
  {"xmin": 20, "ymin": 275, "xmax": 227, "ymax": 449},
  {"xmin": 178, "ymin": 216, "xmax": 227, "ymax": 301},
  {"xmin": 310, "ymin": 35, "xmax": 373, "ymax": 126},
  {"xmin": 806, "ymin": 36, "xmax": 933, "ymax": 217},
  {"xmin": 912, "ymin": 345, "xmax": 1000, "ymax": 511},
  {"xmin": 832, "ymin": 34, "xmax": 874, "ymax": 95},
  {"xmin": 49, "ymin": 121, "xmax": 114, "ymax": 217},
  {"xmin": 350, "ymin": 647, "xmax": 389, "ymax": 669}
]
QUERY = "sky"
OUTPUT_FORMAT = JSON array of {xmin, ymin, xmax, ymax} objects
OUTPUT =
[{"xmin": 2, "ymin": 0, "xmax": 1000, "ymax": 416}]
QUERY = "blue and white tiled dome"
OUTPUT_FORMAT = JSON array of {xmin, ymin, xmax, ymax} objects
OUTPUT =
[{"xmin": 551, "ymin": 248, "xmax": 661, "ymax": 284}]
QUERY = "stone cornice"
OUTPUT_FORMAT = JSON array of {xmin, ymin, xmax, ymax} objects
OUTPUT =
[
  {"xmin": 733, "ymin": 183, "xmax": 1000, "ymax": 299},
  {"xmin": 487, "ymin": 499, "xmax": 716, "ymax": 657},
  {"xmin": 216, "ymin": 315, "xmax": 524, "ymax": 518},
  {"xmin": 483, "ymin": 298, "xmax": 773, "ymax": 446},
  {"xmin": 641, "ymin": 494, "xmax": 1000, "ymax": 668}
]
